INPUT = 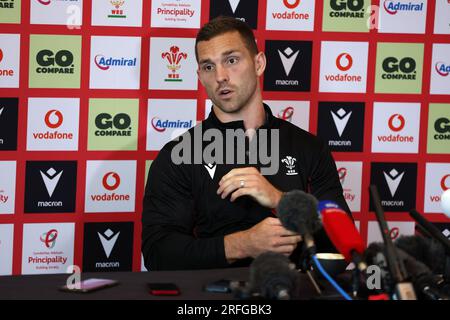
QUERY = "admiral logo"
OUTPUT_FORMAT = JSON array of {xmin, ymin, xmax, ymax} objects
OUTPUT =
[
  {"xmin": 383, "ymin": 1, "xmax": 424, "ymax": 15},
  {"xmin": 94, "ymin": 54, "xmax": 136, "ymax": 71},
  {"xmin": 377, "ymin": 113, "xmax": 414, "ymax": 143},
  {"xmin": 382, "ymin": 56, "xmax": 416, "ymax": 80},
  {"xmin": 271, "ymin": 0, "xmax": 310, "ymax": 21},
  {"xmin": 151, "ymin": 117, "xmax": 193, "ymax": 133},
  {"xmin": 95, "ymin": 113, "xmax": 132, "ymax": 137},
  {"xmin": 108, "ymin": 0, "xmax": 126, "ymax": 18},
  {"xmin": 0, "ymin": 48, "xmax": 14, "ymax": 78},
  {"xmin": 162, "ymin": 46, "xmax": 187, "ymax": 82},
  {"xmin": 36, "ymin": 49, "xmax": 74, "ymax": 74},
  {"xmin": 329, "ymin": 0, "xmax": 365, "ymax": 18},
  {"xmin": 37, "ymin": 0, "xmax": 51, "ymax": 5},
  {"xmin": 435, "ymin": 62, "xmax": 450, "ymax": 77},
  {"xmin": 32, "ymin": 110, "xmax": 73, "ymax": 141},
  {"xmin": 434, "ymin": 117, "xmax": 450, "ymax": 140},
  {"xmin": 91, "ymin": 172, "xmax": 130, "ymax": 202},
  {"xmin": 24, "ymin": 161, "xmax": 77, "ymax": 213},
  {"xmin": 0, "ymin": 0, "xmax": 15, "ymax": 9}
]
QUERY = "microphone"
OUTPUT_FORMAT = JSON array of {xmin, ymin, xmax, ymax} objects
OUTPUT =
[
  {"xmin": 369, "ymin": 185, "xmax": 417, "ymax": 300},
  {"xmin": 409, "ymin": 209, "xmax": 450, "ymax": 255},
  {"xmin": 248, "ymin": 251, "xmax": 299, "ymax": 300},
  {"xmin": 276, "ymin": 190, "xmax": 321, "ymax": 262},
  {"xmin": 318, "ymin": 200, "xmax": 366, "ymax": 271},
  {"xmin": 395, "ymin": 235, "xmax": 447, "ymax": 275},
  {"xmin": 365, "ymin": 243, "xmax": 449, "ymax": 300}
]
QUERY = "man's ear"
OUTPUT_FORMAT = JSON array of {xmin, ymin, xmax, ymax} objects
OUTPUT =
[
  {"xmin": 255, "ymin": 52, "xmax": 266, "ymax": 76},
  {"xmin": 197, "ymin": 68, "xmax": 205, "ymax": 86}
]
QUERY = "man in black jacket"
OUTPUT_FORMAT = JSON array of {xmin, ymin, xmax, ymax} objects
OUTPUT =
[{"xmin": 142, "ymin": 16, "xmax": 351, "ymax": 270}]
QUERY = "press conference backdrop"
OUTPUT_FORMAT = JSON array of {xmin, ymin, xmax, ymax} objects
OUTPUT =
[{"xmin": 0, "ymin": 0, "xmax": 449, "ymax": 276}]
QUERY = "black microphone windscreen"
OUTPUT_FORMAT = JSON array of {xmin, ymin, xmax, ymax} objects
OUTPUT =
[
  {"xmin": 249, "ymin": 251, "xmax": 298, "ymax": 300},
  {"xmin": 395, "ymin": 235, "xmax": 446, "ymax": 275},
  {"xmin": 276, "ymin": 190, "xmax": 321, "ymax": 235}
]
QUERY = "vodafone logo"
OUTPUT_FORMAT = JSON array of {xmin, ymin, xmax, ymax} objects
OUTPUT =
[
  {"xmin": 44, "ymin": 110, "xmax": 63, "ymax": 129},
  {"xmin": 37, "ymin": 0, "xmax": 51, "ymax": 5},
  {"xmin": 435, "ymin": 62, "xmax": 450, "ymax": 77},
  {"xmin": 388, "ymin": 114, "xmax": 405, "ymax": 132},
  {"xmin": 94, "ymin": 55, "xmax": 109, "ymax": 71},
  {"xmin": 336, "ymin": 53, "xmax": 353, "ymax": 71},
  {"xmin": 441, "ymin": 174, "xmax": 450, "ymax": 191},
  {"xmin": 277, "ymin": 107, "xmax": 294, "ymax": 122},
  {"xmin": 40, "ymin": 229, "xmax": 58, "ymax": 249},
  {"xmin": 283, "ymin": 0, "xmax": 301, "ymax": 9},
  {"xmin": 0, "ymin": 49, "xmax": 3, "ymax": 63},
  {"xmin": 102, "ymin": 172, "xmax": 120, "ymax": 191}
]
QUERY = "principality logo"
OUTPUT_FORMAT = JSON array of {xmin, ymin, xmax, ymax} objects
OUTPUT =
[
  {"xmin": 162, "ymin": 46, "xmax": 187, "ymax": 82},
  {"xmin": 277, "ymin": 107, "xmax": 294, "ymax": 122},
  {"xmin": 40, "ymin": 229, "xmax": 58, "ymax": 249}
]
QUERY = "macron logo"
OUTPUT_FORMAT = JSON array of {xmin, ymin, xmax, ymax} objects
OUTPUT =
[
  {"xmin": 0, "ymin": 107, "xmax": 4, "ymax": 117},
  {"xmin": 383, "ymin": 168, "xmax": 405, "ymax": 197},
  {"xmin": 204, "ymin": 163, "xmax": 216, "ymax": 179},
  {"xmin": 40, "ymin": 167, "xmax": 63, "ymax": 198},
  {"xmin": 98, "ymin": 229, "xmax": 120, "ymax": 259},
  {"xmin": 331, "ymin": 108, "xmax": 352, "ymax": 137},
  {"xmin": 228, "ymin": 0, "xmax": 241, "ymax": 13},
  {"xmin": 278, "ymin": 47, "xmax": 299, "ymax": 77}
]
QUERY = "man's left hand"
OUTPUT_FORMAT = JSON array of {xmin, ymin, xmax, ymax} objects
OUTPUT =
[{"xmin": 217, "ymin": 167, "xmax": 282, "ymax": 209}]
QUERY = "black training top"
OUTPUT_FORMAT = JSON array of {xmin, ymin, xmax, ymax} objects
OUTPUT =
[{"xmin": 142, "ymin": 104, "xmax": 351, "ymax": 270}]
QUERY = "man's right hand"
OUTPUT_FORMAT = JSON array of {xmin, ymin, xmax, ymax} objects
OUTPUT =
[{"xmin": 224, "ymin": 217, "xmax": 302, "ymax": 263}]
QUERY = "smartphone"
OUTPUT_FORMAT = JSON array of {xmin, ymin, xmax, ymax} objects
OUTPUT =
[
  {"xmin": 204, "ymin": 279, "xmax": 232, "ymax": 293},
  {"xmin": 147, "ymin": 283, "xmax": 180, "ymax": 296},
  {"xmin": 60, "ymin": 278, "xmax": 119, "ymax": 293}
]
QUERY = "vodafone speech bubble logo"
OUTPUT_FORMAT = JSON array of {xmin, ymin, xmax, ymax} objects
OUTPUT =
[
  {"xmin": 441, "ymin": 174, "xmax": 450, "ymax": 191},
  {"xmin": 336, "ymin": 53, "xmax": 353, "ymax": 72},
  {"xmin": 0, "ymin": 49, "xmax": 3, "ymax": 63},
  {"xmin": 102, "ymin": 172, "xmax": 121, "ymax": 191},
  {"xmin": 40, "ymin": 229, "xmax": 58, "ymax": 248},
  {"xmin": 388, "ymin": 114, "xmax": 405, "ymax": 132},
  {"xmin": 283, "ymin": 0, "xmax": 301, "ymax": 9},
  {"xmin": 37, "ymin": 0, "xmax": 52, "ymax": 5},
  {"xmin": 44, "ymin": 110, "xmax": 63, "ymax": 129}
]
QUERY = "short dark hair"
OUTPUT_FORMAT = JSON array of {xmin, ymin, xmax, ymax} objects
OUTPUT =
[{"xmin": 195, "ymin": 16, "xmax": 258, "ymax": 62}]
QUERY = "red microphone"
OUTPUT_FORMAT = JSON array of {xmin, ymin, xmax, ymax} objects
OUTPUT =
[{"xmin": 320, "ymin": 204, "xmax": 366, "ymax": 271}]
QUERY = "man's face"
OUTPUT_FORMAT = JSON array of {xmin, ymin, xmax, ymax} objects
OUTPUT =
[{"xmin": 196, "ymin": 31, "xmax": 264, "ymax": 114}]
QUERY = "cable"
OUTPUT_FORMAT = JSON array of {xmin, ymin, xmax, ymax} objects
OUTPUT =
[{"xmin": 312, "ymin": 255, "xmax": 353, "ymax": 301}]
